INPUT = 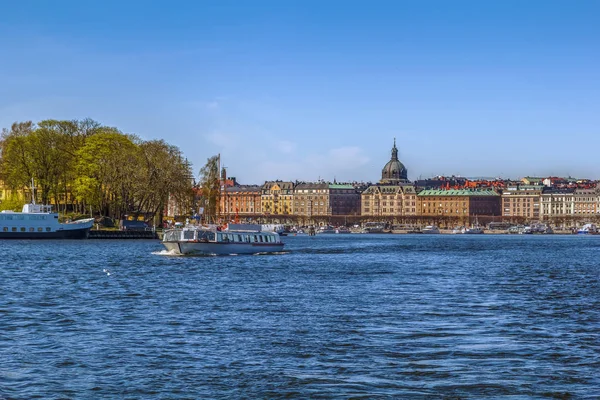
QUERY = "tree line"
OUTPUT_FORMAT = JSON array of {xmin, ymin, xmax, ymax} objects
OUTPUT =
[{"xmin": 0, "ymin": 119, "xmax": 195, "ymax": 223}]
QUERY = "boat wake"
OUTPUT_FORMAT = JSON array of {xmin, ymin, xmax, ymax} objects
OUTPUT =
[{"xmin": 152, "ymin": 249, "xmax": 183, "ymax": 257}]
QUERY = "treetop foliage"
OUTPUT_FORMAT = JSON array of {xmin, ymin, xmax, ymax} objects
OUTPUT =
[{"xmin": 0, "ymin": 118, "xmax": 194, "ymax": 221}]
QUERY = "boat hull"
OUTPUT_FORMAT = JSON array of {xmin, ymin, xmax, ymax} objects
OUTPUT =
[
  {"xmin": 163, "ymin": 241, "xmax": 285, "ymax": 255},
  {"xmin": 0, "ymin": 226, "xmax": 92, "ymax": 239}
]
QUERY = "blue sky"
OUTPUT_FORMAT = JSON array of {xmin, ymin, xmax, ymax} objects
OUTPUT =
[{"xmin": 1, "ymin": 0, "xmax": 599, "ymax": 183}]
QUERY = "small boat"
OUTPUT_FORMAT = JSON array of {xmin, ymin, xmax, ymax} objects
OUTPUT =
[
  {"xmin": 421, "ymin": 225, "xmax": 441, "ymax": 234},
  {"xmin": 361, "ymin": 222, "xmax": 385, "ymax": 233},
  {"xmin": 507, "ymin": 225, "xmax": 523, "ymax": 234},
  {"xmin": 577, "ymin": 223, "xmax": 598, "ymax": 235},
  {"xmin": 0, "ymin": 196, "xmax": 94, "ymax": 239},
  {"xmin": 520, "ymin": 226, "xmax": 533, "ymax": 234},
  {"xmin": 162, "ymin": 223, "xmax": 285, "ymax": 255},
  {"xmin": 316, "ymin": 225, "xmax": 336, "ymax": 234},
  {"xmin": 464, "ymin": 226, "xmax": 484, "ymax": 234},
  {"xmin": 451, "ymin": 226, "xmax": 465, "ymax": 234},
  {"xmin": 335, "ymin": 226, "xmax": 351, "ymax": 234},
  {"xmin": 261, "ymin": 223, "xmax": 285, "ymax": 235},
  {"xmin": 464, "ymin": 217, "xmax": 484, "ymax": 234}
]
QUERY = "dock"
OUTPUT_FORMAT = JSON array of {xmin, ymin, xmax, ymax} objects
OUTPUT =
[{"xmin": 88, "ymin": 230, "xmax": 159, "ymax": 239}]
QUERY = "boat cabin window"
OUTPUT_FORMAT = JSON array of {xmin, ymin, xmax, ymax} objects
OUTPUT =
[
  {"xmin": 196, "ymin": 231, "xmax": 215, "ymax": 242},
  {"xmin": 237, "ymin": 234, "xmax": 242, "ymax": 242},
  {"xmin": 2, "ymin": 227, "xmax": 7, "ymax": 232},
  {"xmin": 259, "ymin": 235, "xmax": 264, "ymax": 242},
  {"xmin": 29, "ymin": 227, "xmax": 34, "ymax": 232},
  {"xmin": 253, "ymin": 235, "xmax": 258, "ymax": 242},
  {"xmin": 20, "ymin": 227, "xmax": 26, "ymax": 232},
  {"xmin": 183, "ymin": 230, "xmax": 195, "ymax": 240},
  {"xmin": 37, "ymin": 227, "xmax": 43, "ymax": 232},
  {"xmin": 46, "ymin": 227, "xmax": 51, "ymax": 232},
  {"xmin": 11, "ymin": 227, "xmax": 17, "ymax": 232}
]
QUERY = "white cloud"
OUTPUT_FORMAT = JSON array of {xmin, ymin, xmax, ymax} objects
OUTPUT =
[{"xmin": 276, "ymin": 140, "xmax": 296, "ymax": 154}]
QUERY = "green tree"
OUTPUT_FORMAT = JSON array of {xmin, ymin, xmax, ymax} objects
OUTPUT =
[
  {"xmin": 198, "ymin": 155, "xmax": 220, "ymax": 223},
  {"xmin": 132, "ymin": 139, "xmax": 194, "ymax": 223},
  {"xmin": 0, "ymin": 121, "xmax": 36, "ymax": 192},
  {"xmin": 74, "ymin": 129, "xmax": 140, "ymax": 218}
]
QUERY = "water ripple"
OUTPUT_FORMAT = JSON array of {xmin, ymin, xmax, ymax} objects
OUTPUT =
[{"xmin": 1, "ymin": 235, "xmax": 599, "ymax": 398}]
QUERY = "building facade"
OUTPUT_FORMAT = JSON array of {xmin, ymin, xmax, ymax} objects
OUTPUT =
[
  {"xmin": 361, "ymin": 185, "xmax": 417, "ymax": 217},
  {"xmin": 501, "ymin": 185, "xmax": 542, "ymax": 220},
  {"xmin": 360, "ymin": 140, "xmax": 416, "ymax": 218},
  {"xmin": 573, "ymin": 188, "xmax": 600, "ymax": 218},
  {"xmin": 540, "ymin": 188, "xmax": 575, "ymax": 220},
  {"xmin": 261, "ymin": 181, "xmax": 295, "ymax": 215},
  {"xmin": 293, "ymin": 182, "xmax": 329, "ymax": 217},
  {"xmin": 293, "ymin": 182, "xmax": 361, "ymax": 218},
  {"xmin": 220, "ymin": 185, "xmax": 262, "ymax": 218},
  {"xmin": 418, "ymin": 189, "xmax": 501, "ymax": 217}
]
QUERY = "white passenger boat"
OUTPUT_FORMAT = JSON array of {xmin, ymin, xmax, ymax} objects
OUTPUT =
[
  {"xmin": 421, "ymin": 225, "xmax": 441, "ymax": 234},
  {"xmin": 162, "ymin": 223, "xmax": 285, "ymax": 255},
  {"xmin": 0, "ymin": 203, "xmax": 94, "ymax": 239}
]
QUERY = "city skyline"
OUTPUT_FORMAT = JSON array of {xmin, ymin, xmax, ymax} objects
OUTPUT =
[{"xmin": 1, "ymin": 1, "xmax": 599, "ymax": 183}]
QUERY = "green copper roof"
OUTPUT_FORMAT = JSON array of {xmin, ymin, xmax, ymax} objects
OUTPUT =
[
  {"xmin": 329, "ymin": 184, "xmax": 354, "ymax": 189},
  {"xmin": 418, "ymin": 189, "xmax": 500, "ymax": 197}
]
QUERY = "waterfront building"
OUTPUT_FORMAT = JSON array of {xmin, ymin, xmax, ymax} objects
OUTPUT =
[
  {"xmin": 293, "ymin": 182, "xmax": 361, "ymax": 219},
  {"xmin": 294, "ymin": 182, "xmax": 329, "ymax": 218},
  {"xmin": 540, "ymin": 188, "xmax": 575, "ymax": 221},
  {"xmin": 417, "ymin": 189, "xmax": 501, "ymax": 217},
  {"xmin": 361, "ymin": 185, "xmax": 417, "ymax": 217},
  {"xmin": 501, "ymin": 185, "xmax": 542, "ymax": 220},
  {"xmin": 261, "ymin": 181, "xmax": 295, "ymax": 215},
  {"xmin": 329, "ymin": 184, "xmax": 362, "ymax": 216},
  {"xmin": 572, "ymin": 188, "xmax": 599, "ymax": 218},
  {"xmin": 221, "ymin": 185, "xmax": 262, "ymax": 218},
  {"xmin": 360, "ymin": 139, "xmax": 416, "ymax": 218}
]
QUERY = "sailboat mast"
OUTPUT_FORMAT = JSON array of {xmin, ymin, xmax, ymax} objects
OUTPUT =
[
  {"xmin": 217, "ymin": 153, "xmax": 221, "ymax": 223},
  {"xmin": 30, "ymin": 177, "xmax": 36, "ymax": 205}
]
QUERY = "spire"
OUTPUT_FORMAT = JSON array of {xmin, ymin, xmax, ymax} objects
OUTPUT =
[{"xmin": 391, "ymin": 138, "xmax": 398, "ymax": 161}]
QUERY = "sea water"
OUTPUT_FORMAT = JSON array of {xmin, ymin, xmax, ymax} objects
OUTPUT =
[{"xmin": 1, "ymin": 235, "xmax": 599, "ymax": 398}]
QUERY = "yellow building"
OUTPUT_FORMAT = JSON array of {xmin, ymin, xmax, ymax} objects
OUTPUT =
[
  {"xmin": 0, "ymin": 179, "xmax": 30, "ymax": 209},
  {"xmin": 361, "ymin": 184, "xmax": 417, "ymax": 217},
  {"xmin": 261, "ymin": 181, "xmax": 294, "ymax": 215}
]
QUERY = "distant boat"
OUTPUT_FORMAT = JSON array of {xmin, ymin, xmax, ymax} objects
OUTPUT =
[
  {"xmin": 464, "ymin": 217, "xmax": 484, "ymax": 234},
  {"xmin": 577, "ymin": 223, "xmax": 598, "ymax": 235},
  {"xmin": 335, "ymin": 226, "xmax": 351, "ymax": 234},
  {"xmin": 316, "ymin": 225, "xmax": 336, "ymax": 234},
  {"xmin": 451, "ymin": 226, "xmax": 465, "ymax": 234},
  {"xmin": 464, "ymin": 226, "xmax": 484, "ymax": 234},
  {"xmin": 361, "ymin": 222, "xmax": 385, "ymax": 233},
  {"xmin": 261, "ymin": 223, "xmax": 285, "ymax": 235},
  {"xmin": 421, "ymin": 225, "xmax": 440, "ymax": 234}
]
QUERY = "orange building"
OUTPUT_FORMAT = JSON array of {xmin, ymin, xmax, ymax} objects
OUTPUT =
[
  {"xmin": 220, "ymin": 185, "xmax": 262, "ymax": 218},
  {"xmin": 418, "ymin": 189, "xmax": 501, "ymax": 217}
]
